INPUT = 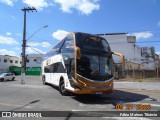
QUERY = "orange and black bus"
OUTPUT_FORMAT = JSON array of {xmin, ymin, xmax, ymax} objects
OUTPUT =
[{"xmin": 41, "ymin": 32, "xmax": 118, "ymax": 95}]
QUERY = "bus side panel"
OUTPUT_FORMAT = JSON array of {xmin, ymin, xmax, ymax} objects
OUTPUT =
[
  {"xmin": 64, "ymin": 75, "xmax": 75, "ymax": 92},
  {"xmin": 49, "ymin": 54, "xmax": 66, "ymax": 86},
  {"xmin": 45, "ymin": 73, "xmax": 51, "ymax": 83},
  {"xmin": 50, "ymin": 73, "xmax": 59, "ymax": 86},
  {"xmin": 42, "ymin": 52, "xmax": 75, "ymax": 91}
]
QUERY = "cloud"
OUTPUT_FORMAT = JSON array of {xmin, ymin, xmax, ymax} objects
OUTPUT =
[
  {"xmin": 52, "ymin": 30, "xmax": 69, "ymax": 40},
  {"xmin": 156, "ymin": 52, "xmax": 160, "ymax": 56},
  {"xmin": 11, "ymin": 15, "xmax": 17, "ymax": 20},
  {"xmin": 23, "ymin": 0, "xmax": 49, "ymax": 10},
  {"xmin": 130, "ymin": 31, "xmax": 153, "ymax": 40},
  {"xmin": 15, "ymin": 47, "xmax": 21, "ymax": 50},
  {"xmin": 27, "ymin": 42, "xmax": 51, "ymax": 47},
  {"xmin": 0, "ymin": 0, "xmax": 17, "ymax": 6},
  {"xmin": 26, "ymin": 47, "xmax": 46, "ymax": 54},
  {"xmin": 16, "ymin": 33, "xmax": 22, "ymax": 36},
  {"xmin": 6, "ymin": 32, "xmax": 12, "ymax": 36},
  {"xmin": 41, "ymin": 42, "xmax": 51, "ymax": 47},
  {"xmin": 54, "ymin": 0, "xmax": 100, "ymax": 15},
  {"xmin": 0, "ymin": 35, "xmax": 19, "ymax": 45},
  {"xmin": 0, "ymin": 49, "xmax": 17, "ymax": 56},
  {"xmin": 157, "ymin": 21, "xmax": 160, "ymax": 27}
]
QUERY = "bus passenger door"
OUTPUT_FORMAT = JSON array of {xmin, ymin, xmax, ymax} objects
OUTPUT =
[{"xmin": 44, "ymin": 65, "xmax": 51, "ymax": 83}]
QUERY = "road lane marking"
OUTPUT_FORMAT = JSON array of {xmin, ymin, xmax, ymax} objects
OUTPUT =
[
  {"xmin": 72, "ymin": 109, "xmax": 83, "ymax": 111},
  {"xmin": 79, "ymin": 103, "xmax": 107, "ymax": 108},
  {"xmin": 0, "ymin": 103, "xmax": 22, "ymax": 107},
  {"xmin": 0, "ymin": 102, "xmax": 33, "ymax": 109},
  {"xmin": 102, "ymin": 117, "xmax": 152, "ymax": 120}
]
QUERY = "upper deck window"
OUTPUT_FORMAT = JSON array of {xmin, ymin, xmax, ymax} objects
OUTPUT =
[{"xmin": 75, "ymin": 33, "xmax": 110, "ymax": 53}]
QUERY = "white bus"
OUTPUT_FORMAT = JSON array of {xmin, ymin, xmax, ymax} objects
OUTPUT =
[{"xmin": 41, "ymin": 32, "xmax": 120, "ymax": 95}]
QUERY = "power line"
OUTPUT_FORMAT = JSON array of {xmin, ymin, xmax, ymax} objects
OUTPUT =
[{"xmin": 26, "ymin": 45, "xmax": 44, "ymax": 55}]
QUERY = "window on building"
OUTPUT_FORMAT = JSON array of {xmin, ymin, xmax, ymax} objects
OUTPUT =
[
  {"xmin": 4, "ymin": 59, "xmax": 7, "ymax": 63},
  {"xmin": 10, "ymin": 60, "xmax": 13, "ymax": 63},
  {"xmin": 0, "ymin": 59, "xmax": 1, "ymax": 62},
  {"xmin": 34, "ymin": 59, "xmax": 36, "ymax": 62},
  {"xmin": 15, "ymin": 61, "xmax": 18, "ymax": 64},
  {"xmin": 20, "ymin": 61, "xmax": 22, "ymax": 64}
]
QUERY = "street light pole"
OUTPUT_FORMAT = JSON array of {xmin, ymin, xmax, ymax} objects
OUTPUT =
[
  {"xmin": 21, "ymin": 7, "xmax": 37, "ymax": 84},
  {"xmin": 26, "ymin": 25, "xmax": 48, "ymax": 41}
]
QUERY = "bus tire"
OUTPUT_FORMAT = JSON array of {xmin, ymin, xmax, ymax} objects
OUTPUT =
[
  {"xmin": 59, "ymin": 80, "xmax": 68, "ymax": 96},
  {"xmin": 42, "ymin": 76, "xmax": 46, "ymax": 85}
]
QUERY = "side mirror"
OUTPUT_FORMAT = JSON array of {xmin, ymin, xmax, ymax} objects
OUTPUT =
[
  {"xmin": 75, "ymin": 47, "xmax": 81, "ymax": 59},
  {"xmin": 112, "ymin": 52, "xmax": 125, "ymax": 63}
]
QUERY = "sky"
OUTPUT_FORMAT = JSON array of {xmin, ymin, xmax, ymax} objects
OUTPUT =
[{"xmin": 0, "ymin": 0, "xmax": 160, "ymax": 57}]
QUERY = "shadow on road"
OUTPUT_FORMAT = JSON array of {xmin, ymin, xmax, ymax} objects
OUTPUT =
[
  {"xmin": 10, "ymin": 100, "xmax": 40, "ymax": 111},
  {"xmin": 0, "ymin": 80, "xmax": 17, "ymax": 82},
  {"xmin": 71, "ymin": 89, "xmax": 149, "ymax": 109},
  {"xmin": 47, "ymin": 83, "xmax": 149, "ymax": 108}
]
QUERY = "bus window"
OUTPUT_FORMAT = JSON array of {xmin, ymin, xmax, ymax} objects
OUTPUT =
[
  {"xmin": 44, "ymin": 65, "xmax": 51, "ymax": 73},
  {"xmin": 61, "ymin": 34, "xmax": 74, "ymax": 54},
  {"xmin": 75, "ymin": 33, "xmax": 111, "ymax": 53},
  {"xmin": 53, "ymin": 62, "xmax": 66, "ymax": 73},
  {"xmin": 53, "ymin": 63, "xmax": 59, "ymax": 72},
  {"xmin": 65, "ymin": 59, "xmax": 74, "ymax": 79}
]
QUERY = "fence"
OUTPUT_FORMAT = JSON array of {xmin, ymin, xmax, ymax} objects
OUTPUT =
[
  {"xmin": 113, "ymin": 62, "xmax": 160, "ymax": 79},
  {"xmin": 9, "ymin": 66, "xmax": 41, "ymax": 76}
]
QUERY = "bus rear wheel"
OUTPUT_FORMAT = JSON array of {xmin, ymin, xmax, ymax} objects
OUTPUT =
[{"xmin": 59, "ymin": 81, "xmax": 68, "ymax": 96}]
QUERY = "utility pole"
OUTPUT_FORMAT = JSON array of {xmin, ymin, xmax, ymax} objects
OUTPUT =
[{"xmin": 21, "ymin": 7, "xmax": 37, "ymax": 84}]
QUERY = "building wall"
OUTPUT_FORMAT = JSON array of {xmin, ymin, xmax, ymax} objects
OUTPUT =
[
  {"xmin": 0, "ymin": 55, "xmax": 21, "ymax": 72},
  {"xmin": 99, "ymin": 33, "xmax": 156, "ymax": 70},
  {"xmin": 0, "ymin": 54, "xmax": 43, "ymax": 75},
  {"xmin": 26, "ymin": 54, "xmax": 43, "ymax": 67},
  {"xmin": 155, "ymin": 54, "xmax": 160, "ymax": 68}
]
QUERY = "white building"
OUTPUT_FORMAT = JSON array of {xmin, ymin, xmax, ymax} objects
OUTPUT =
[
  {"xmin": 26, "ymin": 54, "xmax": 43, "ymax": 67},
  {"xmin": 99, "ymin": 33, "xmax": 156, "ymax": 70},
  {"xmin": 0, "ymin": 54, "xmax": 43, "ymax": 73},
  {"xmin": 0, "ymin": 55, "xmax": 21, "ymax": 72}
]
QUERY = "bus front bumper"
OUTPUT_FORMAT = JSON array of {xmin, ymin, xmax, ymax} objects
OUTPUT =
[{"xmin": 67, "ymin": 75, "xmax": 113, "ymax": 94}]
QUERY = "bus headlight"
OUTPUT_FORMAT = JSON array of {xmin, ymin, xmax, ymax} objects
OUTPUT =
[{"xmin": 77, "ymin": 79, "xmax": 86, "ymax": 86}]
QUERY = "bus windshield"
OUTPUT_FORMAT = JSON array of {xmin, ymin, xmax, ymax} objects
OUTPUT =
[
  {"xmin": 75, "ymin": 33, "xmax": 113, "ymax": 81},
  {"xmin": 77, "ymin": 53, "xmax": 112, "ymax": 81}
]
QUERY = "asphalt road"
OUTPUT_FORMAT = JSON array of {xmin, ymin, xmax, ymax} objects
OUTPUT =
[{"xmin": 0, "ymin": 76, "xmax": 160, "ymax": 120}]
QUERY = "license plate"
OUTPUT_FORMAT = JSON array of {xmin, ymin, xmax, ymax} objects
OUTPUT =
[{"xmin": 96, "ymin": 92, "xmax": 102, "ymax": 94}]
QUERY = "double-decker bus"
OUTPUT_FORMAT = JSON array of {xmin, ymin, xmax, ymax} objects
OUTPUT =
[{"xmin": 41, "ymin": 32, "xmax": 119, "ymax": 95}]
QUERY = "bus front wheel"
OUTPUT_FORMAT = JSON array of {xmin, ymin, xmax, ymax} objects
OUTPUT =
[{"xmin": 59, "ymin": 80, "xmax": 68, "ymax": 96}]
